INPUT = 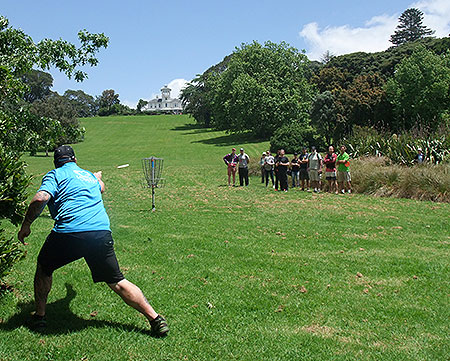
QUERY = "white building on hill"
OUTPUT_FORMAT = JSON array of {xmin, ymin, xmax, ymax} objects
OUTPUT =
[{"xmin": 145, "ymin": 85, "xmax": 183, "ymax": 113}]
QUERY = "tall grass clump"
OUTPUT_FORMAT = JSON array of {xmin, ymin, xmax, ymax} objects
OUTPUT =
[{"xmin": 352, "ymin": 157, "xmax": 450, "ymax": 202}]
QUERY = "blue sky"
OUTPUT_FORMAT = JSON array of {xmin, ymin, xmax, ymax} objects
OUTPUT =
[{"xmin": 2, "ymin": 0, "xmax": 449, "ymax": 107}]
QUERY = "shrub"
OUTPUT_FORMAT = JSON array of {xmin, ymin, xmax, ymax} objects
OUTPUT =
[
  {"xmin": 351, "ymin": 157, "xmax": 450, "ymax": 202},
  {"xmin": 270, "ymin": 122, "xmax": 323, "ymax": 154},
  {"xmin": 0, "ymin": 145, "xmax": 31, "ymax": 285},
  {"xmin": 346, "ymin": 126, "xmax": 450, "ymax": 165}
]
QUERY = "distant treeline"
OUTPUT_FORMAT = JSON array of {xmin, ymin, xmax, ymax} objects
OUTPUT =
[{"xmin": 180, "ymin": 36, "xmax": 450, "ymax": 157}]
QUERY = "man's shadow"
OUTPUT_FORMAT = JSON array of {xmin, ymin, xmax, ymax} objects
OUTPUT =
[{"xmin": 0, "ymin": 283, "xmax": 152, "ymax": 336}]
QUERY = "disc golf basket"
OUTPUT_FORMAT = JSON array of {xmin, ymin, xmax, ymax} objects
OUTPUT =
[{"xmin": 142, "ymin": 157, "xmax": 164, "ymax": 211}]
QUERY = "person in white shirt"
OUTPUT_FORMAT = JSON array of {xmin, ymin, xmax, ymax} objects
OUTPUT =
[
  {"xmin": 238, "ymin": 148, "xmax": 250, "ymax": 186},
  {"xmin": 307, "ymin": 146, "xmax": 322, "ymax": 193},
  {"xmin": 264, "ymin": 151, "xmax": 275, "ymax": 187},
  {"xmin": 260, "ymin": 152, "xmax": 266, "ymax": 183}
]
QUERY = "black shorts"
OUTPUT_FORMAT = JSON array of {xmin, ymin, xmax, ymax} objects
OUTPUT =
[
  {"xmin": 299, "ymin": 169, "xmax": 309, "ymax": 180},
  {"xmin": 37, "ymin": 230, "xmax": 124, "ymax": 284}
]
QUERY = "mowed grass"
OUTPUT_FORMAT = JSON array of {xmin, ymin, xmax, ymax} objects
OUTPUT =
[{"xmin": 1, "ymin": 114, "xmax": 449, "ymax": 361}]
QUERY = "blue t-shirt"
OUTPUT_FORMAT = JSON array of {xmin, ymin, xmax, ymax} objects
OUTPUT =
[{"xmin": 38, "ymin": 162, "xmax": 111, "ymax": 233}]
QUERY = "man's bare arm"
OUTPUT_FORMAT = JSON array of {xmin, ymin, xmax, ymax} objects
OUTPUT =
[
  {"xmin": 94, "ymin": 171, "xmax": 105, "ymax": 193},
  {"xmin": 23, "ymin": 191, "xmax": 50, "ymax": 225},
  {"xmin": 18, "ymin": 191, "xmax": 50, "ymax": 243}
]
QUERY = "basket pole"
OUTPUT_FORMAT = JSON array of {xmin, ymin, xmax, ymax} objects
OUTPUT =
[{"xmin": 151, "ymin": 157, "xmax": 156, "ymax": 211}]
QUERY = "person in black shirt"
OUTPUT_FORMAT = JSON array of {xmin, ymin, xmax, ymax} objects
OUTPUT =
[
  {"xmin": 299, "ymin": 147, "xmax": 310, "ymax": 191},
  {"xmin": 277, "ymin": 149, "xmax": 290, "ymax": 191},
  {"xmin": 274, "ymin": 150, "xmax": 280, "ymax": 190},
  {"xmin": 291, "ymin": 152, "xmax": 300, "ymax": 188}
]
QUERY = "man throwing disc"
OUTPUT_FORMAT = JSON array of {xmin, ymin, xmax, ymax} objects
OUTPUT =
[{"xmin": 17, "ymin": 145, "xmax": 169, "ymax": 337}]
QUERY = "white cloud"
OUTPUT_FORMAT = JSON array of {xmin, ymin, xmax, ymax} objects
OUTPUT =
[
  {"xmin": 299, "ymin": 0, "xmax": 450, "ymax": 61},
  {"xmin": 167, "ymin": 78, "xmax": 189, "ymax": 99}
]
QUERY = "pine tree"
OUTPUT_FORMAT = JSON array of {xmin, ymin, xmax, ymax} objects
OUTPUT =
[{"xmin": 390, "ymin": 8, "xmax": 434, "ymax": 46}]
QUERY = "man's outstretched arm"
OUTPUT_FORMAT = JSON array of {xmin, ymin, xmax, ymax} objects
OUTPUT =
[
  {"xmin": 94, "ymin": 171, "xmax": 105, "ymax": 193},
  {"xmin": 18, "ymin": 191, "xmax": 50, "ymax": 244}
]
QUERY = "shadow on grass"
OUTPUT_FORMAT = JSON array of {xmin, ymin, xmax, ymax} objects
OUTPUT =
[
  {"xmin": 0, "ymin": 283, "xmax": 153, "ymax": 337},
  {"xmin": 171, "ymin": 123, "xmax": 215, "ymax": 135},
  {"xmin": 193, "ymin": 132, "xmax": 266, "ymax": 147}
]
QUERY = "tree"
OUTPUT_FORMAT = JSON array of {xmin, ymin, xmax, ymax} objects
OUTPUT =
[
  {"xmin": 97, "ymin": 89, "xmax": 120, "ymax": 115},
  {"xmin": 30, "ymin": 93, "xmax": 83, "ymax": 148},
  {"xmin": 321, "ymin": 50, "xmax": 335, "ymax": 64},
  {"xmin": 385, "ymin": 46, "xmax": 450, "ymax": 131},
  {"xmin": 342, "ymin": 73, "xmax": 392, "ymax": 131},
  {"xmin": 390, "ymin": 8, "xmax": 434, "ymax": 46},
  {"xmin": 0, "ymin": 15, "xmax": 108, "ymax": 283},
  {"xmin": 63, "ymin": 89, "xmax": 98, "ymax": 117},
  {"xmin": 21, "ymin": 69, "xmax": 53, "ymax": 103},
  {"xmin": 311, "ymin": 67, "xmax": 350, "ymax": 93},
  {"xmin": 180, "ymin": 54, "xmax": 232, "ymax": 127},
  {"xmin": 136, "ymin": 99, "xmax": 148, "ymax": 112},
  {"xmin": 211, "ymin": 41, "xmax": 315, "ymax": 137},
  {"xmin": 310, "ymin": 91, "xmax": 342, "ymax": 145}
]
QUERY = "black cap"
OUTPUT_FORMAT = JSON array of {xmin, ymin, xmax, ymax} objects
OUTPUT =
[{"xmin": 54, "ymin": 145, "xmax": 75, "ymax": 167}]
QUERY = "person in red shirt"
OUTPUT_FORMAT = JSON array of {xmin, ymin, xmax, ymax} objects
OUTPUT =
[
  {"xmin": 223, "ymin": 148, "xmax": 239, "ymax": 186},
  {"xmin": 323, "ymin": 146, "xmax": 337, "ymax": 193}
]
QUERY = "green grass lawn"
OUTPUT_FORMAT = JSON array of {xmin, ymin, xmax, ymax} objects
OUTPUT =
[{"xmin": 1, "ymin": 114, "xmax": 449, "ymax": 361}]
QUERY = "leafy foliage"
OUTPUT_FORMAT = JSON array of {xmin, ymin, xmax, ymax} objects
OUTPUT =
[
  {"xmin": 0, "ymin": 15, "xmax": 108, "ymax": 282},
  {"xmin": 30, "ymin": 93, "xmax": 84, "ymax": 148},
  {"xmin": 21, "ymin": 69, "xmax": 53, "ymax": 103},
  {"xmin": 97, "ymin": 89, "xmax": 120, "ymax": 112},
  {"xmin": 136, "ymin": 99, "xmax": 148, "ymax": 112},
  {"xmin": 211, "ymin": 41, "xmax": 315, "ymax": 137},
  {"xmin": 385, "ymin": 46, "xmax": 450, "ymax": 131},
  {"xmin": 180, "ymin": 55, "xmax": 232, "ymax": 127},
  {"xmin": 269, "ymin": 121, "xmax": 321, "ymax": 153},
  {"xmin": 0, "ymin": 145, "xmax": 30, "ymax": 284},
  {"xmin": 63, "ymin": 89, "xmax": 98, "ymax": 117},
  {"xmin": 327, "ymin": 37, "xmax": 450, "ymax": 79}
]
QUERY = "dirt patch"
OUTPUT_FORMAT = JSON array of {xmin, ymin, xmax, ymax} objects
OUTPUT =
[{"xmin": 302, "ymin": 323, "xmax": 336, "ymax": 337}]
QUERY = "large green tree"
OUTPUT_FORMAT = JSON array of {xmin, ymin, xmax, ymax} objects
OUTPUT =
[
  {"xmin": 97, "ymin": 89, "xmax": 120, "ymax": 115},
  {"xmin": 385, "ymin": 46, "xmax": 450, "ymax": 131},
  {"xmin": 211, "ymin": 41, "xmax": 315, "ymax": 137},
  {"xmin": 30, "ymin": 93, "xmax": 83, "ymax": 148},
  {"xmin": 21, "ymin": 69, "xmax": 53, "ymax": 103},
  {"xmin": 390, "ymin": 8, "xmax": 435, "ymax": 46},
  {"xmin": 0, "ymin": 15, "xmax": 108, "ymax": 283},
  {"xmin": 63, "ymin": 89, "xmax": 98, "ymax": 117}
]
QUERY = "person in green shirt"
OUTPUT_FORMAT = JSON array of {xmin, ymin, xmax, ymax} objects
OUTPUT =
[{"xmin": 336, "ymin": 145, "xmax": 352, "ymax": 194}]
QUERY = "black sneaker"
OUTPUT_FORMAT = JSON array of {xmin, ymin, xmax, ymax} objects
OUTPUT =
[
  {"xmin": 29, "ymin": 313, "xmax": 46, "ymax": 330},
  {"xmin": 150, "ymin": 315, "xmax": 169, "ymax": 337}
]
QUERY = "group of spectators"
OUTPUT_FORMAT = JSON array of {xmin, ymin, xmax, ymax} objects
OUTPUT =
[
  {"xmin": 223, "ymin": 145, "xmax": 352, "ymax": 194},
  {"xmin": 259, "ymin": 145, "xmax": 352, "ymax": 193}
]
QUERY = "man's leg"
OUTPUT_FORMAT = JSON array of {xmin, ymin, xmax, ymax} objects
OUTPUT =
[
  {"xmin": 239, "ymin": 169, "xmax": 243, "ymax": 186},
  {"xmin": 34, "ymin": 263, "xmax": 52, "ymax": 317},
  {"xmin": 108, "ymin": 279, "xmax": 158, "ymax": 322},
  {"xmin": 227, "ymin": 167, "xmax": 231, "ymax": 186},
  {"xmin": 244, "ymin": 168, "xmax": 249, "ymax": 186},
  {"xmin": 108, "ymin": 279, "xmax": 169, "ymax": 337}
]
